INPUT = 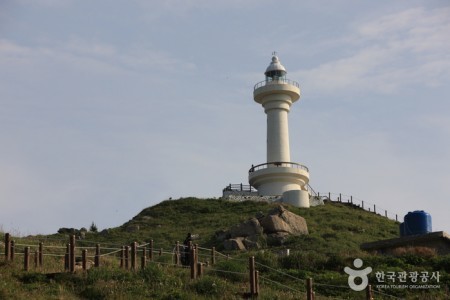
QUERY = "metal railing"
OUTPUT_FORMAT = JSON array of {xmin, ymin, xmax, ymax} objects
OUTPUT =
[
  {"xmin": 223, "ymin": 184, "xmax": 256, "ymax": 193},
  {"xmin": 254, "ymin": 78, "xmax": 300, "ymax": 90},
  {"xmin": 249, "ymin": 162, "xmax": 309, "ymax": 173}
]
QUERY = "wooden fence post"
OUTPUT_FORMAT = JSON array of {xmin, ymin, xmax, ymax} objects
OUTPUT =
[
  {"xmin": 190, "ymin": 247, "xmax": 197, "ymax": 279},
  {"xmin": 82, "ymin": 249, "xmax": 87, "ymax": 271},
  {"xmin": 396, "ymin": 214, "xmax": 398, "ymax": 222},
  {"xmin": 175, "ymin": 241, "xmax": 180, "ymax": 265},
  {"xmin": 141, "ymin": 247, "xmax": 147, "ymax": 269},
  {"xmin": 125, "ymin": 246, "xmax": 130, "ymax": 270},
  {"xmin": 34, "ymin": 250, "xmax": 38, "ymax": 268},
  {"xmin": 65, "ymin": 244, "xmax": 70, "ymax": 271},
  {"xmin": 306, "ymin": 278, "xmax": 313, "ymax": 300},
  {"xmin": 249, "ymin": 256, "xmax": 256, "ymax": 296},
  {"xmin": 131, "ymin": 242, "xmax": 137, "ymax": 271},
  {"xmin": 24, "ymin": 247, "xmax": 30, "ymax": 271},
  {"xmin": 4, "ymin": 233, "xmax": 10, "ymax": 261},
  {"xmin": 351, "ymin": 195, "xmax": 353, "ymax": 204},
  {"xmin": 255, "ymin": 270, "xmax": 260, "ymax": 296},
  {"xmin": 95, "ymin": 244, "xmax": 100, "ymax": 267},
  {"xmin": 366, "ymin": 284, "xmax": 373, "ymax": 300},
  {"xmin": 362, "ymin": 201, "xmax": 364, "ymax": 209},
  {"xmin": 385, "ymin": 210, "xmax": 388, "ymax": 218},
  {"xmin": 39, "ymin": 242, "xmax": 43, "ymax": 267},
  {"xmin": 10, "ymin": 240, "xmax": 15, "ymax": 262},
  {"xmin": 197, "ymin": 262, "xmax": 204, "ymax": 277},
  {"xmin": 374, "ymin": 204, "xmax": 376, "ymax": 214},
  {"xmin": 120, "ymin": 246, "xmax": 125, "ymax": 269},
  {"xmin": 149, "ymin": 240, "xmax": 153, "ymax": 261},
  {"xmin": 69, "ymin": 235, "xmax": 75, "ymax": 273},
  {"xmin": 211, "ymin": 247, "xmax": 216, "ymax": 266},
  {"xmin": 339, "ymin": 193, "xmax": 342, "ymax": 202}
]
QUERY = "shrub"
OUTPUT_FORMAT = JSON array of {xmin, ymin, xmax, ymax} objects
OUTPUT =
[
  {"xmin": 391, "ymin": 246, "xmax": 436, "ymax": 258},
  {"xmin": 279, "ymin": 251, "xmax": 328, "ymax": 271},
  {"xmin": 19, "ymin": 272, "xmax": 47, "ymax": 284},
  {"xmin": 140, "ymin": 264, "xmax": 165, "ymax": 283},
  {"xmin": 79, "ymin": 286, "xmax": 108, "ymax": 300},
  {"xmin": 191, "ymin": 276, "xmax": 223, "ymax": 296},
  {"xmin": 212, "ymin": 259, "xmax": 246, "ymax": 282},
  {"xmin": 255, "ymin": 250, "xmax": 279, "ymax": 270},
  {"xmin": 324, "ymin": 254, "xmax": 346, "ymax": 271},
  {"xmin": 90, "ymin": 222, "xmax": 98, "ymax": 233}
]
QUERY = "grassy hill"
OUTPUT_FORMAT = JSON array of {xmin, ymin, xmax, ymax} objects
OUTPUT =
[{"xmin": 1, "ymin": 197, "xmax": 449, "ymax": 299}]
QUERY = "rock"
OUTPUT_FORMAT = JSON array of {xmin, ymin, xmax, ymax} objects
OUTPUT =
[
  {"xmin": 224, "ymin": 238, "xmax": 246, "ymax": 251},
  {"xmin": 221, "ymin": 206, "xmax": 307, "ymax": 251},
  {"xmin": 260, "ymin": 205, "xmax": 308, "ymax": 235},
  {"xmin": 215, "ymin": 229, "xmax": 229, "ymax": 242},
  {"xmin": 267, "ymin": 232, "xmax": 290, "ymax": 246},
  {"xmin": 255, "ymin": 211, "xmax": 265, "ymax": 220},
  {"xmin": 229, "ymin": 218, "xmax": 263, "ymax": 238},
  {"xmin": 243, "ymin": 238, "xmax": 260, "ymax": 249},
  {"xmin": 126, "ymin": 225, "xmax": 140, "ymax": 233}
]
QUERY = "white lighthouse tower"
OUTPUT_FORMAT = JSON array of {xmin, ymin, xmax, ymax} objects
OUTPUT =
[{"xmin": 249, "ymin": 53, "xmax": 310, "ymax": 207}]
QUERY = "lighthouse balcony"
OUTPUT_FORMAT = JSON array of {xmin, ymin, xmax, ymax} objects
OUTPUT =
[
  {"xmin": 253, "ymin": 78, "xmax": 300, "ymax": 104},
  {"xmin": 254, "ymin": 78, "xmax": 300, "ymax": 90},
  {"xmin": 248, "ymin": 162, "xmax": 310, "ymax": 196}
]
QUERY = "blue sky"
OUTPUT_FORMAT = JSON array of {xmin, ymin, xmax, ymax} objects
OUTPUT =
[{"xmin": 1, "ymin": 0, "xmax": 449, "ymax": 235}]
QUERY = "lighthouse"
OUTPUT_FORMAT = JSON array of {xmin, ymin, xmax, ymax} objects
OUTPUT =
[{"xmin": 249, "ymin": 53, "xmax": 310, "ymax": 207}]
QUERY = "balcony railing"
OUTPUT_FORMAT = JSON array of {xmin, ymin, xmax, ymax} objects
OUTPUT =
[
  {"xmin": 249, "ymin": 162, "xmax": 309, "ymax": 173},
  {"xmin": 254, "ymin": 78, "xmax": 300, "ymax": 90}
]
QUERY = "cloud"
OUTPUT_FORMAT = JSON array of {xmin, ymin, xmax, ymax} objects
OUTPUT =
[
  {"xmin": 292, "ymin": 6, "xmax": 450, "ymax": 96},
  {"xmin": 0, "ymin": 38, "xmax": 196, "ymax": 78}
]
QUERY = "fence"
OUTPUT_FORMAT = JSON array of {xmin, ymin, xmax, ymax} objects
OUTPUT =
[
  {"xmin": 1, "ymin": 233, "xmax": 401, "ymax": 299},
  {"xmin": 317, "ymin": 192, "xmax": 400, "ymax": 223}
]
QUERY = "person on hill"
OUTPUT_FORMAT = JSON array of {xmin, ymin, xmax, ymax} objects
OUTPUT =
[{"xmin": 181, "ymin": 233, "xmax": 192, "ymax": 266}]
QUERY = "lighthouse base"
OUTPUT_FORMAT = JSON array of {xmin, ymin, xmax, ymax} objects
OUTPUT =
[
  {"xmin": 281, "ymin": 190, "xmax": 310, "ymax": 208},
  {"xmin": 248, "ymin": 162, "xmax": 309, "ymax": 196}
]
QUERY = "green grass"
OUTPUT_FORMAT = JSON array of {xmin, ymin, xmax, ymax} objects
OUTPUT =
[{"xmin": 1, "ymin": 197, "xmax": 449, "ymax": 299}]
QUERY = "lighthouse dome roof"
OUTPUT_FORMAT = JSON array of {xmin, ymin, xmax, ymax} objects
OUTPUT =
[{"xmin": 265, "ymin": 55, "xmax": 287, "ymax": 75}]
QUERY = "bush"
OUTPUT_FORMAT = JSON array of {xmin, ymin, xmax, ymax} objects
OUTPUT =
[
  {"xmin": 87, "ymin": 267, "xmax": 136, "ymax": 284},
  {"xmin": 255, "ymin": 250, "xmax": 279, "ymax": 270},
  {"xmin": 213, "ymin": 259, "xmax": 246, "ymax": 282},
  {"xmin": 19, "ymin": 272, "xmax": 47, "ymax": 284},
  {"xmin": 279, "ymin": 251, "xmax": 328, "ymax": 271},
  {"xmin": 90, "ymin": 222, "xmax": 98, "ymax": 233},
  {"xmin": 191, "ymin": 276, "xmax": 223, "ymax": 296},
  {"xmin": 79, "ymin": 286, "xmax": 108, "ymax": 300},
  {"xmin": 140, "ymin": 264, "xmax": 165, "ymax": 283}
]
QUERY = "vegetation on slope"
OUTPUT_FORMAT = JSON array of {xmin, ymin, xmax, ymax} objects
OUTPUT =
[{"xmin": 0, "ymin": 197, "xmax": 449, "ymax": 299}]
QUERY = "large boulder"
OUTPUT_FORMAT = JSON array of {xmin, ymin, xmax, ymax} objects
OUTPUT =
[
  {"xmin": 229, "ymin": 218, "xmax": 263, "ymax": 238},
  {"xmin": 221, "ymin": 205, "xmax": 308, "ymax": 251},
  {"xmin": 267, "ymin": 232, "xmax": 290, "ymax": 246},
  {"xmin": 260, "ymin": 205, "xmax": 308, "ymax": 235},
  {"xmin": 224, "ymin": 238, "xmax": 246, "ymax": 251}
]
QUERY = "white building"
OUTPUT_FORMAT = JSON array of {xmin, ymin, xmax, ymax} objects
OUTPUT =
[{"xmin": 248, "ymin": 54, "xmax": 311, "ymax": 207}]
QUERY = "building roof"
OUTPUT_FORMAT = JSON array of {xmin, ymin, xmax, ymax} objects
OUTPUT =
[{"xmin": 361, "ymin": 231, "xmax": 450, "ymax": 251}]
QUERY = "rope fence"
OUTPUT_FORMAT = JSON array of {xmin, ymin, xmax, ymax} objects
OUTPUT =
[
  {"xmin": 317, "ymin": 192, "xmax": 401, "ymax": 222},
  {"xmin": 0, "ymin": 233, "xmax": 404, "ymax": 299}
]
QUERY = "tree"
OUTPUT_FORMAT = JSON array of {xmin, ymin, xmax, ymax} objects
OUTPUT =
[{"xmin": 89, "ymin": 222, "xmax": 98, "ymax": 233}]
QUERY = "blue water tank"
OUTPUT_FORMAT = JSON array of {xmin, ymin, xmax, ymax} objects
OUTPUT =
[
  {"xmin": 403, "ymin": 210, "xmax": 432, "ymax": 236},
  {"xmin": 399, "ymin": 222, "xmax": 406, "ymax": 237}
]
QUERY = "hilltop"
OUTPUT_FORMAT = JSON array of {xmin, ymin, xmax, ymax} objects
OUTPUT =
[
  {"xmin": 1, "ymin": 198, "xmax": 449, "ymax": 299},
  {"xmin": 115, "ymin": 197, "xmax": 399, "ymax": 253}
]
